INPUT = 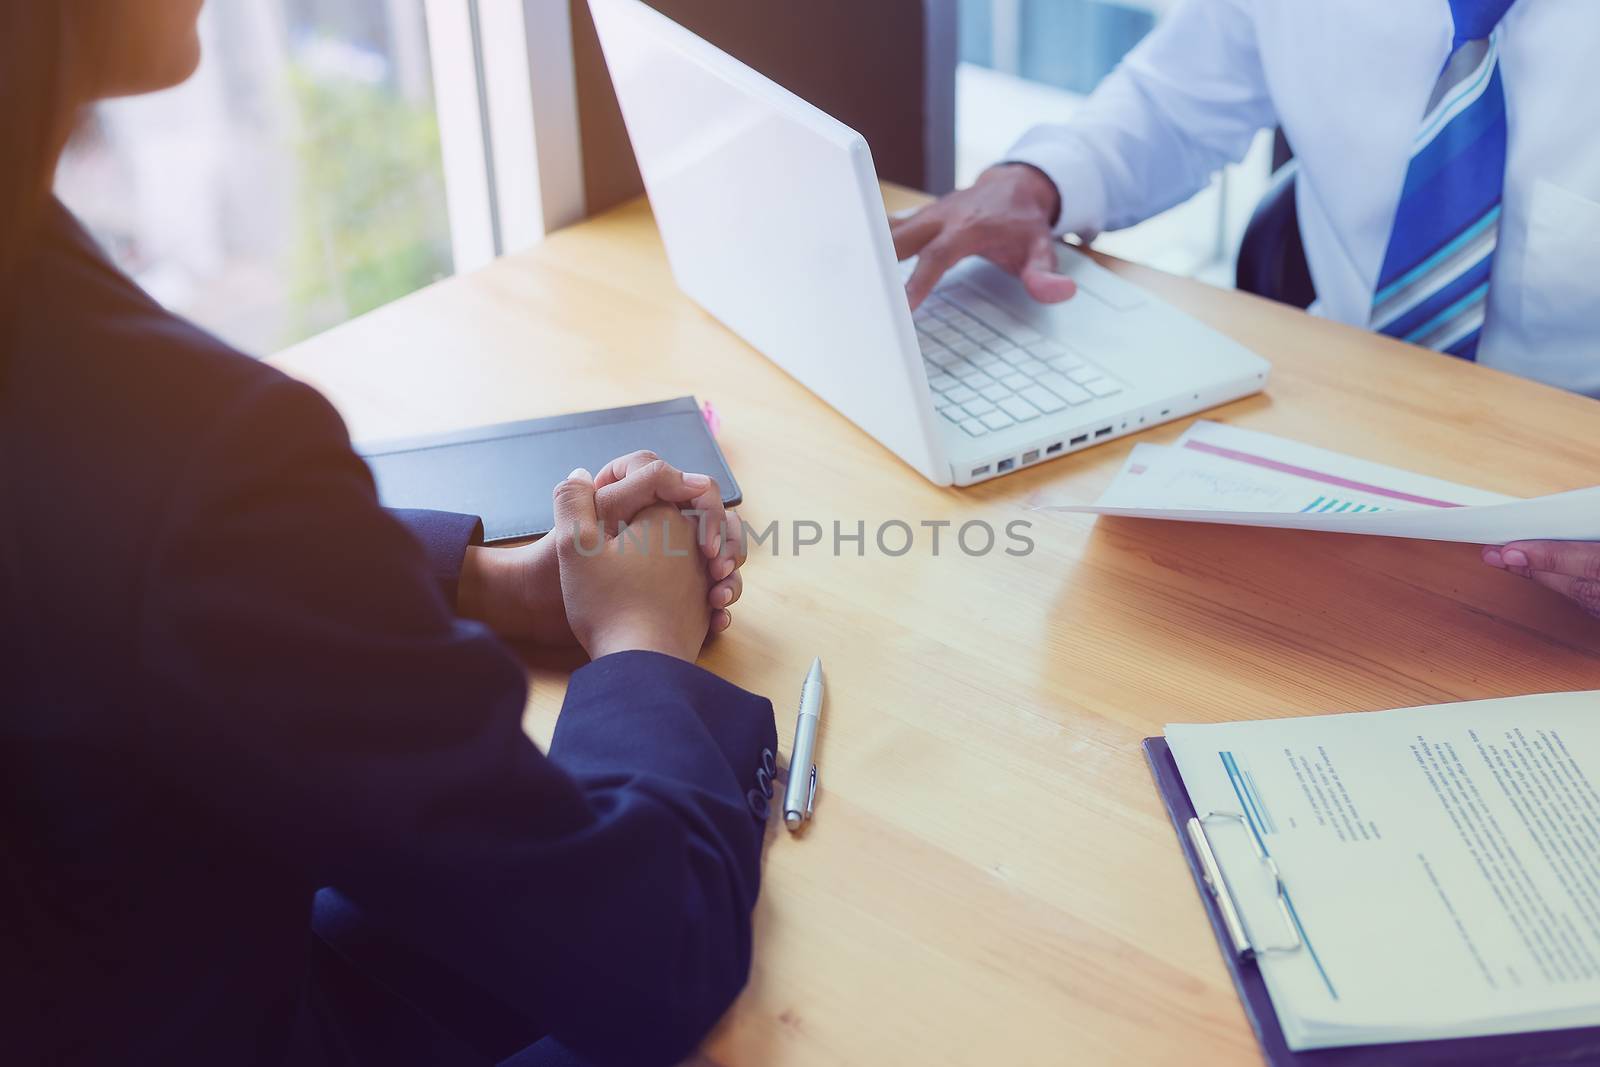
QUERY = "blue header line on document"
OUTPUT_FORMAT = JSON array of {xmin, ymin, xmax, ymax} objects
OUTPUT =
[
  {"xmin": 1221, "ymin": 751, "xmax": 1277, "ymax": 837},
  {"xmin": 1218, "ymin": 751, "xmax": 1339, "ymax": 1000}
]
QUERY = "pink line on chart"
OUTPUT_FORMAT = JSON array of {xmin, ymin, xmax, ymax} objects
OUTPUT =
[{"xmin": 1181, "ymin": 439, "xmax": 1464, "ymax": 509}]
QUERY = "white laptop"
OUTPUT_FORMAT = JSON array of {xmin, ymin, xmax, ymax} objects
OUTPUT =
[{"xmin": 588, "ymin": 0, "xmax": 1271, "ymax": 487}]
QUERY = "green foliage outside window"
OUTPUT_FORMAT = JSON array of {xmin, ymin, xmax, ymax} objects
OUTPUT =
[{"xmin": 287, "ymin": 66, "xmax": 452, "ymax": 341}]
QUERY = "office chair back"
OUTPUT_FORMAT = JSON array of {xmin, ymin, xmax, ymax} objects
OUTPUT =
[{"xmin": 1235, "ymin": 131, "xmax": 1316, "ymax": 309}]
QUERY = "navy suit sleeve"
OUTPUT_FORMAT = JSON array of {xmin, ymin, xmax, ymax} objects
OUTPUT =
[
  {"xmin": 387, "ymin": 508, "xmax": 483, "ymax": 608},
  {"xmin": 136, "ymin": 375, "xmax": 777, "ymax": 1067}
]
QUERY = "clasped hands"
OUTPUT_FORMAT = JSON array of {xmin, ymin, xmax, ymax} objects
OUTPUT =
[{"xmin": 459, "ymin": 450, "xmax": 747, "ymax": 662}]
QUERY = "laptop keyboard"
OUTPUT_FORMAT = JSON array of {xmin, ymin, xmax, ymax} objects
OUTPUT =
[{"xmin": 915, "ymin": 283, "xmax": 1123, "ymax": 437}]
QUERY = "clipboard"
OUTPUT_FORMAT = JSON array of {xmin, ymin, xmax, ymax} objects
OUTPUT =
[{"xmin": 1144, "ymin": 736, "xmax": 1600, "ymax": 1066}]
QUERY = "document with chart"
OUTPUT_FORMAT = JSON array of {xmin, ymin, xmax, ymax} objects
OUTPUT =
[
  {"xmin": 1164, "ymin": 691, "xmax": 1600, "ymax": 1049},
  {"xmin": 1046, "ymin": 420, "xmax": 1600, "ymax": 543}
]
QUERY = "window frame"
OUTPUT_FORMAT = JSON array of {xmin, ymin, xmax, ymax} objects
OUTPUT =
[{"xmin": 427, "ymin": 0, "xmax": 587, "ymax": 272}]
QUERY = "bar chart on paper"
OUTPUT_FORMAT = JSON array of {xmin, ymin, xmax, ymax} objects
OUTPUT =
[
  {"xmin": 1299, "ymin": 497, "xmax": 1386, "ymax": 515},
  {"xmin": 1043, "ymin": 421, "xmax": 1600, "ymax": 544},
  {"xmin": 1102, "ymin": 421, "xmax": 1495, "ymax": 517}
]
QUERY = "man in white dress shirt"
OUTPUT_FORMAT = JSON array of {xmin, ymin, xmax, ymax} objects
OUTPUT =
[{"xmin": 894, "ymin": 0, "xmax": 1600, "ymax": 619}]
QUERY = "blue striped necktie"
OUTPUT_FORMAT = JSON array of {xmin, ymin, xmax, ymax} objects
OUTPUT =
[{"xmin": 1370, "ymin": 0, "xmax": 1515, "ymax": 360}]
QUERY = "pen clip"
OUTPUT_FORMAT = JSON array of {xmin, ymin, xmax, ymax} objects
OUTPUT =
[{"xmin": 805, "ymin": 766, "xmax": 818, "ymax": 818}]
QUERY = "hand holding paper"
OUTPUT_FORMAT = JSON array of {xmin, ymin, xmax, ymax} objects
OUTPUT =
[
  {"xmin": 1485, "ymin": 540, "xmax": 1600, "ymax": 618},
  {"xmin": 1044, "ymin": 421, "xmax": 1600, "ymax": 545}
]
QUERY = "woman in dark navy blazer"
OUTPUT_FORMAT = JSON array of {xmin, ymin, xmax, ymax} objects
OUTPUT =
[{"xmin": 0, "ymin": 3, "xmax": 779, "ymax": 1065}]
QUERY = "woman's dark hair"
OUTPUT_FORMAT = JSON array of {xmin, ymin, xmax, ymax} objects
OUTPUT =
[{"xmin": 0, "ymin": 4, "xmax": 73, "ymax": 315}]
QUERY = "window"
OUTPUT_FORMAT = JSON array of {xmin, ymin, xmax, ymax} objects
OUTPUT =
[
  {"xmin": 53, "ymin": 0, "xmax": 584, "ymax": 357},
  {"xmin": 56, "ymin": 0, "xmax": 457, "ymax": 354},
  {"xmin": 955, "ymin": 0, "xmax": 1272, "ymax": 285}
]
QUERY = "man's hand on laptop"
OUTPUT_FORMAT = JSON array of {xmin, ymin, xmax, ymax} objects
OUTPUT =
[{"xmin": 891, "ymin": 164, "xmax": 1078, "ymax": 311}]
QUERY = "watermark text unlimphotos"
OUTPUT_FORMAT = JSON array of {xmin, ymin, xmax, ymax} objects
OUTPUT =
[{"xmin": 571, "ymin": 512, "xmax": 1035, "ymax": 558}]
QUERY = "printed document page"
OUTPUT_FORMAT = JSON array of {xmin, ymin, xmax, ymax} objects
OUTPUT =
[
  {"xmin": 1167, "ymin": 691, "xmax": 1600, "ymax": 1049},
  {"xmin": 1044, "ymin": 421, "xmax": 1600, "ymax": 543}
]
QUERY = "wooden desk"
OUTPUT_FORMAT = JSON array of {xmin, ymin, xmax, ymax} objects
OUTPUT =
[{"xmin": 274, "ymin": 188, "xmax": 1600, "ymax": 1066}]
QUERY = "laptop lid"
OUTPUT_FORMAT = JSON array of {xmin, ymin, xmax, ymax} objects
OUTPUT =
[{"xmin": 588, "ymin": 0, "xmax": 951, "ymax": 485}]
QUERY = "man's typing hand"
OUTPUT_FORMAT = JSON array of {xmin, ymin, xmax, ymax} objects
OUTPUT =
[{"xmin": 890, "ymin": 163, "xmax": 1077, "ymax": 311}]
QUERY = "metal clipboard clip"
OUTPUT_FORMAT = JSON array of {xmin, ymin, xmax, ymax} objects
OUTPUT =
[{"xmin": 1185, "ymin": 810, "xmax": 1303, "ymax": 960}]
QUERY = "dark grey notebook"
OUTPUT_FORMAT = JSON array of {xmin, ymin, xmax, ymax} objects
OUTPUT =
[{"xmin": 360, "ymin": 396, "xmax": 741, "ymax": 543}]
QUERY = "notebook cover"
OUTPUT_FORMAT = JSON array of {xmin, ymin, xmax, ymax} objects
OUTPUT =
[
  {"xmin": 359, "ymin": 396, "xmax": 741, "ymax": 543},
  {"xmin": 1144, "ymin": 736, "xmax": 1600, "ymax": 1066}
]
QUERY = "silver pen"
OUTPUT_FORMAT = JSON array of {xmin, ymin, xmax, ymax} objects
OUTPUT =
[{"xmin": 783, "ymin": 657, "xmax": 824, "ymax": 831}]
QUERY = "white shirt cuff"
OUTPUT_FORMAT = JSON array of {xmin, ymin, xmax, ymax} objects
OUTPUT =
[{"xmin": 1001, "ymin": 126, "xmax": 1111, "ymax": 241}]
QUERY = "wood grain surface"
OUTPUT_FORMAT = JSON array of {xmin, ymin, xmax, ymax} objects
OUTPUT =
[{"xmin": 272, "ymin": 186, "xmax": 1600, "ymax": 1066}]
